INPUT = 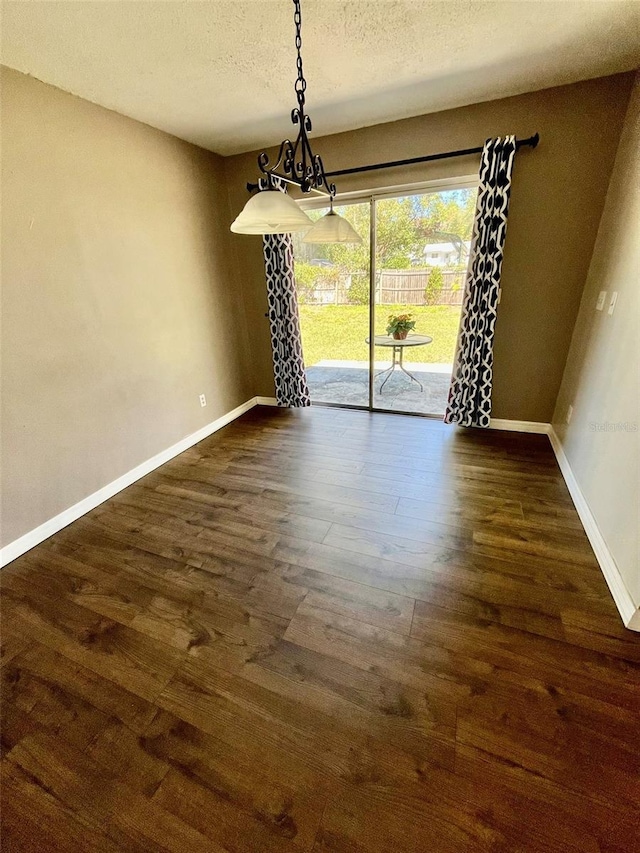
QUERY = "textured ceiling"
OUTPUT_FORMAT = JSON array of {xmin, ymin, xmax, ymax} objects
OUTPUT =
[{"xmin": 2, "ymin": 0, "xmax": 639, "ymax": 155}]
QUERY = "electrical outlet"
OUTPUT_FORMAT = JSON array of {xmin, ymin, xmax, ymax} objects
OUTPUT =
[
  {"xmin": 199, "ymin": 394, "xmax": 207, "ymax": 407},
  {"xmin": 607, "ymin": 292, "xmax": 618, "ymax": 316},
  {"xmin": 596, "ymin": 290, "xmax": 607, "ymax": 311},
  {"xmin": 566, "ymin": 404, "xmax": 573, "ymax": 425}
]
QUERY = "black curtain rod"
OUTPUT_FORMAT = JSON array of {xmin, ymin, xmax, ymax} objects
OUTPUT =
[
  {"xmin": 246, "ymin": 132, "xmax": 539, "ymax": 192},
  {"xmin": 325, "ymin": 132, "xmax": 540, "ymax": 179}
]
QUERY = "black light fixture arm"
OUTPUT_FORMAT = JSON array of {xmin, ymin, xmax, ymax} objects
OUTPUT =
[{"xmin": 248, "ymin": 0, "xmax": 336, "ymax": 198}]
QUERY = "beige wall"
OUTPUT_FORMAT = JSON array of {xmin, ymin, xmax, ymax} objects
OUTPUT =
[
  {"xmin": 2, "ymin": 66, "xmax": 636, "ymax": 556},
  {"xmin": 224, "ymin": 74, "xmax": 633, "ymax": 421},
  {"xmin": 553, "ymin": 75, "xmax": 639, "ymax": 611},
  {"xmin": 1, "ymin": 67, "xmax": 251, "ymax": 547}
]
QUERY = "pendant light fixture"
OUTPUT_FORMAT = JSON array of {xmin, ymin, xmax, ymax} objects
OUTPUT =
[
  {"xmin": 230, "ymin": 0, "xmax": 362, "ymax": 243},
  {"xmin": 302, "ymin": 198, "xmax": 362, "ymax": 244},
  {"xmin": 230, "ymin": 190, "xmax": 313, "ymax": 234}
]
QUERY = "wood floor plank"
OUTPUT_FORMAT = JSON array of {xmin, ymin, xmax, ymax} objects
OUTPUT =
[
  {"xmin": 284, "ymin": 599, "xmax": 474, "ymax": 701},
  {"xmin": 111, "ymin": 479, "xmax": 335, "ymax": 545},
  {"xmin": 207, "ymin": 430, "xmax": 561, "ymax": 480},
  {"xmin": 5, "ymin": 731, "xmax": 221, "ymax": 852},
  {"xmin": 18, "ymin": 538, "xmax": 294, "ymax": 678},
  {"xmin": 321, "ymin": 522, "xmax": 600, "ymax": 600},
  {"xmin": 209, "ymin": 452, "xmax": 574, "ymax": 507},
  {"xmin": 315, "ymin": 785, "xmax": 477, "ymax": 853},
  {"xmin": 152, "ymin": 765, "xmax": 320, "ymax": 853},
  {"xmin": 456, "ymin": 683, "xmax": 640, "ymax": 810},
  {"xmin": 2, "ymin": 642, "xmax": 158, "ymax": 733},
  {"xmin": 87, "ymin": 486, "xmax": 605, "ymax": 612},
  {"xmin": 85, "ymin": 716, "xmax": 170, "ymax": 797},
  {"xmin": 2, "ymin": 653, "xmax": 114, "ymax": 755},
  {"xmin": 1, "ymin": 580, "xmax": 185, "ymax": 703},
  {"xmin": 453, "ymin": 743, "xmax": 640, "ymax": 853},
  {"xmin": 245, "ymin": 637, "xmax": 456, "ymax": 766},
  {"xmin": 452, "ymin": 740, "xmax": 633, "ymax": 852},
  {"xmin": 396, "ymin": 492, "xmax": 525, "ymax": 523},
  {"xmin": 141, "ymin": 710, "xmax": 328, "ymax": 852},
  {"xmin": 313, "ymin": 767, "xmax": 606, "ymax": 853},
  {"xmin": 1, "ymin": 758, "xmax": 123, "ymax": 853},
  {"xmin": 2, "ymin": 405, "xmax": 638, "ymax": 852},
  {"xmin": 0, "ymin": 621, "xmax": 32, "ymax": 668},
  {"xmin": 160, "ymin": 462, "xmax": 403, "ymax": 513},
  {"xmin": 411, "ymin": 600, "xmax": 640, "ymax": 709},
  {"xmin": 560, "ymin": 606, "xmax": 640, "ymax": 660},
  {"xmin": 159, "ymin": 648, "xmax": 457, "ymax": 786},
  {"xmin": 287, "ymin": 534, "xmax": 610, "ymax": 603},
  {"xmin": 146, "ymin": 475, "xmax": 535, "ymax": 562},
  {"xmin": 296, "ymin": 570, "xmax": 415, "ymax": 634}
]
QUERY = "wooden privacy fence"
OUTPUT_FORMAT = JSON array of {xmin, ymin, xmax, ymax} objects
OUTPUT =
[
  {"xmin": 299, "ymin": 269, "xmax": 466, "ymax": 306},
  {"xmin": 378, "ymin": 269, "xmax": 465, "ymax": 305}
]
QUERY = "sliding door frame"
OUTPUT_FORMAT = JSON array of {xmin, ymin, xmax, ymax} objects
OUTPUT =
[
  {"xmin": 368, "ymin": 194, "xmax": 376, "ymax": 411},
  {"xmin": 298, "ymin": 175, "xmax": 478, "ymax": 417}
]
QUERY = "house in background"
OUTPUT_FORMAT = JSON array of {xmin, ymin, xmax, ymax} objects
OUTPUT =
[
  {"xmin": 420, "ymin": 240, "xmax": 472, "ymax": 266},
  {"xmin": 1, "ymin": 1, "xmax": 639, "ymax": 850}
]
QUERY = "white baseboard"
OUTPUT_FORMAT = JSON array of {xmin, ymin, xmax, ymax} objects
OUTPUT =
[
  {"xmin": 489, "ymin": 419, "xmax": 551, "ymax": 434},
  {"xmin": 457, "ymin": 416, "xmax": 639, "ymax": 630},
  {"xmin": 548, "ymin": 427, "xmax": 639, "ymax": 631},
  {"xmin": 255, "ymin": 410, "xmax": 551, "ymax": 433},
  {"xmin": 5, "ymin": 400, "xmax": 637, "ymax": 632},
  {"xmin": 0, "ymin": 397, "xmax": 259, "ymax": 568},
  {"xmin": 0, "ymin": 405, "xmax": 546, "ymax": 568}
]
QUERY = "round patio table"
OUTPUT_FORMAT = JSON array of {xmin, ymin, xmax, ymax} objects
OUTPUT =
[{"xmin": 365, "ymin": 334, "xmax": 433, "ymax": 393}]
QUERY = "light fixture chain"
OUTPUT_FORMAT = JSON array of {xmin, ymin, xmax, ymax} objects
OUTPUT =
[
  {"xmin": 293, "ymin": 0, "xmax": 306, "ymax": 107},
  {"xmin": 248, "ymin": 0, "xmax": 337, "ymax": 202}
]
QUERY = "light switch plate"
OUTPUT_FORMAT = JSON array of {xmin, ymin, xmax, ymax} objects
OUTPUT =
[
  {"xmin": 596, "ymin": 290, "xmax": 607, "ymax": 311},
  {"xmin": 566, "ymin": 404, "xmax": 573, "ymax": 424},
  {"xmin": 607, "ymin": 292, "xmax": 618, "ymax": 315}
]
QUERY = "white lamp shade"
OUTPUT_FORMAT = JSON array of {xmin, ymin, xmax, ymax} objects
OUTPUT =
[
  {"xmin": 230, "ymin": 190, "xmax": 313, "ymax": 234},
  {"xmin": 302, "ymin": 211, "xmax": 363, "ymax": 244}
]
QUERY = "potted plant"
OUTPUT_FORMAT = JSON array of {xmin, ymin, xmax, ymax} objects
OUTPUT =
[{"xmin": 386, "ymin": 313, "xmax": 416, "ymax": 340}]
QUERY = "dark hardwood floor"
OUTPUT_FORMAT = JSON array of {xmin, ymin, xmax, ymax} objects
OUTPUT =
[{"xmin": 2, "ymin": 405, "xmax": 639, "ymax": 852}]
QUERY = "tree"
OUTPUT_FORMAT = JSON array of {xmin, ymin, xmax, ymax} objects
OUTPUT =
[
  {"xmin": 298, "ymin": 198, "xmax": 422, "ymax": 273},
  {"xmin": 413, "ymin": 189, "xmax": 476, "ymax": 264},
  {"xmin": 293, "ymin": 261, "xmax": 322, "ymax": 304},
  {"xmin": 347, "ymin": 275, "xmax": 369, "ymax": 305},
  {"xmin": 292, "ymin": 188, "xmax": 477, "ymax": 282},
  {"xmin": 373, "ymin": 197, "xmax": 420, "ymax": 269},
  {"xmin": 424, "ymin": 267, "xmax": 444, "ymax": 305}
]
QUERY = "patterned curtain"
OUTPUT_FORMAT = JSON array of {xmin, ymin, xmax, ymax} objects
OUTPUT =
[
  {"xmin": 263, "ymin": 231, "xmax": 311, "ymax": 407},
  {"xmin": 444, "ymin": 136, "xmax": 517, "ymax": 428}
]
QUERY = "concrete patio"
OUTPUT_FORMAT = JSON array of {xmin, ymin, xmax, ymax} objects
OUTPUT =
[{"xmin": 305, "ymin": 360, "xmax": 452, "ymax": 414}]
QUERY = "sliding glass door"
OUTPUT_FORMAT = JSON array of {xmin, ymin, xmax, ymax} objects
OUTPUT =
[
  {"xmin": 293, "ymin": 201, "xmax": 370, "ymax": 408},
  {"xmin": 372, "ymin": 186, "xmax": 476, "ymax": 415},
  {"xmin": 294, "ymin": 180, "xmax": 476, "ymax": 416}
]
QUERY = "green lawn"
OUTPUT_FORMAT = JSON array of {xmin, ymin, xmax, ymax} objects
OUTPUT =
[{"xmin": 299, "ymin": 304, "xmax": 461, "ymax": 366}]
